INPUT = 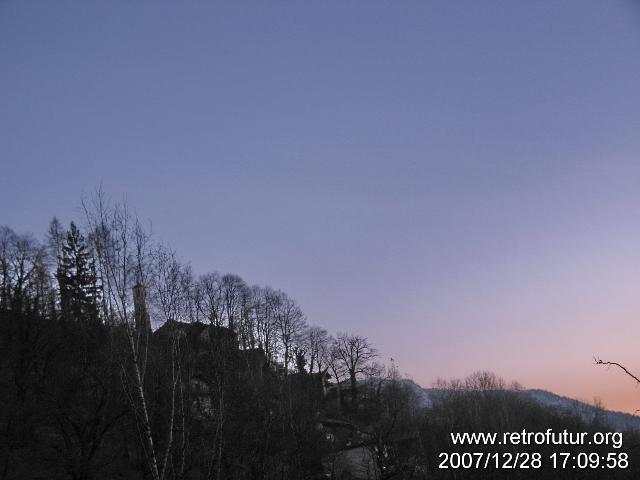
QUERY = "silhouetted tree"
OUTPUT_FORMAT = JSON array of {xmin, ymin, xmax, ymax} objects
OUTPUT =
[
  {"xmin": 57, "ymin": 222, "xmax": 99, "ymax": 323},
  {"xmin": 335, "ymin": 332, "xmax": 377, "ymax": 407},
  {"xmin": 274, "ymin": 292, "xmax": 306, "ymax": 375}
]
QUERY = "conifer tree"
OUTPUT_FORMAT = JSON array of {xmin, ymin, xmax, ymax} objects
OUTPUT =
[{"xmin": 56, "ymin": 222, "xmax": 100, "ymax": 322}]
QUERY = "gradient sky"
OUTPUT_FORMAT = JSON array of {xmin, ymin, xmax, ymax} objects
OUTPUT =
[{"xmin": 2, "ymin": 1, "xmax": 640, "ymax": 413}]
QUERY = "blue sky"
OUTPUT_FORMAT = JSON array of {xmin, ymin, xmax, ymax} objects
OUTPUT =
[{"xmin": 2, "ymin": 1, "xmax": 640, "ymax": 411}]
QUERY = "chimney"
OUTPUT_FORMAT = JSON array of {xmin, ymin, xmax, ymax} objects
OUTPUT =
[{"xmin": 133, "ymin": 283, "xmax": 151, "ymax": 333}]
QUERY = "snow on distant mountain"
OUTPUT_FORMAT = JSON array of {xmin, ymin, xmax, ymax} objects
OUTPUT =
[
  {"xmin": 398, "ymin": 380, "xmax": 640, "ymax": 432},
  {"xmin": 523, "ymin": 389, "xmax": 640, "ymax": 432}
]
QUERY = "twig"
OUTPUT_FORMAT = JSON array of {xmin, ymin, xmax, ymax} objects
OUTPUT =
[{"xmin": 594, "ymin": 357, "xmax": 640, "ymax": 385}]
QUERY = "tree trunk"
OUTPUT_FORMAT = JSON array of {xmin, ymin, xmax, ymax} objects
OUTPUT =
[
  {"xmin": 159, "ymin": 339, "xmax": 177, "ymax": 480},
  {"xmin": 126, "ymin": 329, "xmax": 160, "ymax": 480},
  {"xmin": 350, "ymin": 371, "xmax": 357, "ymax": 407}
]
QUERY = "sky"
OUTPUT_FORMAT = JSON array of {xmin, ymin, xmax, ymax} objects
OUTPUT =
[{"xmin": 1, "ymin": 1, "xmax": 640, "ymax": 413}]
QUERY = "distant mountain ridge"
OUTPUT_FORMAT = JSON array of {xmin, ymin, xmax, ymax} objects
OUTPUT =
[
  {"xmin": 397, "ymin": 379, "xmax": 640, "ymax": 432},
  {"xmin": 523, "ymin": 389, "xmax": 640, "ymax": 432}
]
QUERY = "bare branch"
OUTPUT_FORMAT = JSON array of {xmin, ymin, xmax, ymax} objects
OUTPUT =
[{"xmin": 595, "ymin": 357, "xmax": 640, "ymax": 385}]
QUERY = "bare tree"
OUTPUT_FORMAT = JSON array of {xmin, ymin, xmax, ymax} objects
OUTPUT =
[
  {"xmin": 82, "ymin": 190, "xmax": 174, "ymax": 480},
  {"xmin": 148, "ymin": 244, "xmax": 194, "ymax": 479},
  {"xmin": 0, "ymin": 226, "xmax": 14, "ymax": 309},
  {"xmin": 314, "ymin": 330, "xmax": 334, "ymax": 397},
  {"xmin": 273, "ymin": 292, "xmax": 306, "ymax": 375},
  {"xmin": 335, "ymin": 333, "xmax": 377, "ymax": 406},
  {"xmin": 250, "ymin": 285, "xmax": 279, "ymax": 364},
  {"xmin": 238, "ymin": 285, "xmax": 257, "ymax": 349},
  {"xmin": 365, "ymin": 361, "xmax": 420, "ymax": 480},
  {"xmin": 151, "ymin": 244, "xmax": 190, "ymax": 323},
  {"xmin": 463, "ymin": 370, "xmax": 506, "ymax": 391},
  {"xmin": 197, "ymin": 272, "xmax": 224, "ymax": 327},
  {"xmin": 180, "ymin": 264, "xmax": 196, "ymax": 323},
  {"xmin": 220, "ymin": 273, "xmax": 246, "ymax": 334},
  {"xmin": 324, "ymin": 338, "xmax": 346, "ymax": 411},
  {"xmin": 0, "ymin": 227, "xmax": 52, "ymax": 315},
  {"xmin": 305, "ymin": 326, "xmax": 329, "ymax": 375}
]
